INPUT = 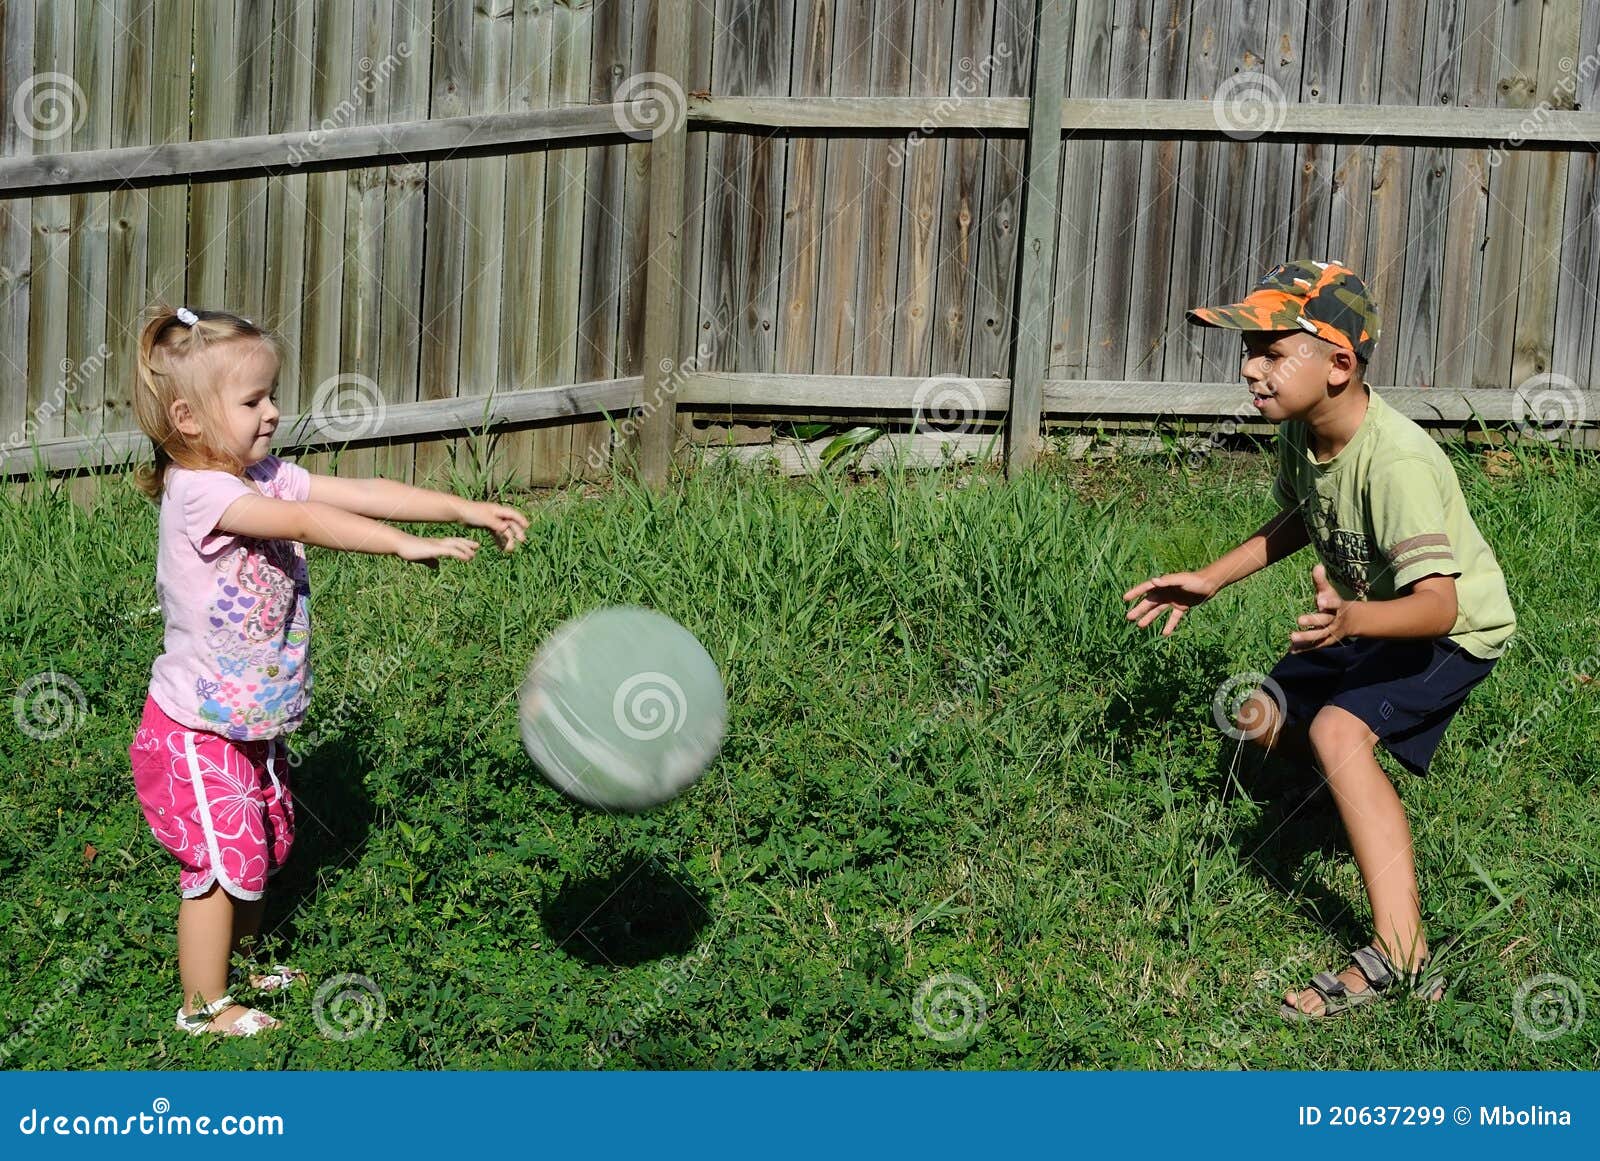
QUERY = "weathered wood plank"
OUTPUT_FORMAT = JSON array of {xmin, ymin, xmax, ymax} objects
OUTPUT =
[
  {"xmin": 0, "ymin": 0, "xmax": 35, "ymax": 447},
  {"xmin": 416, "ymin": 0, "xmax": 471, "ymax": 485},
  {"xmin": 262, "ymin": 0, "xmax": 312, "ymax": 420},
  {"xmin": 372, "ymin": 0, "xmax": 432, "ymax": 485},
  {"xmin": 1552, "ymin": 0, "xmax": 1600, "ymax": 390},
  {"xmin": 64, "ymin": 0, "xmax": 115, "ymax": 457},
  {"xmin": 332, "ymin": 0, "xmax": 396, "ymax": 482},
  {"xmin": 1123, "ymin": 0, "xmax": 1189, "ymax": 379},
  {"xmin": 1082, "ymin": 0, "xmax": 1152, "ymax": 381},
  {"xmin": 1362, "ymin": 0, "xmax": 1424, "ymax": 388},
  {"xmin": 853, "ymin": 0, "xmax": 912, "ymax": 374},
  {"xmin": 812, "ymin": 0, "xmax": 875, "ymax": 373},
  {"xmin": 527, "ymin": 0, "xmax": 590, "ymax": 484},
  {"xmin": 888, "ymin": 0, "xmax": 955, "ymax": 377},
  {"xmin": 1288, "ymin": 2, "xmax": 1346, "ymax": 257},
  {"xmin": 928, "ymin": 0, "xmax": 993, "ymax": 373},
  {"xmin": 1394, "ymin": 0, "xmax": 1459, "ymax": 389},
  {"xmin": 456, "ymin": 0, "xmax": 514, "ymax": 486},
  {"xmin": 1434, "ymin": 0, "xmax": 1499, "ymax": 389},
  {"xmin": 25, "ymin": 0, "xmax": 76, "ymax": 444},
  {"xmin": 185, "ymin": 0, "xmax": 236, "ymax": 307},
  {"xmin": 1244, "ymin": 1, "xmax": 1305, "ymax": 305},
  {"xmin": 776, "ymin": 0, "xmax": 832, "ymax": 375},
  {"xmin": 635, "ymin": 0, "xmax": 692, "ymax": 486},
  {"xmin": 1325, "ymin": 0, "xmax": 1384, "ymax": 277},
  {"xmin": 1049, "ymin": 0, "xmax": 1105, "ymax": 380},
  {"xmin": 1472, "ymin": 0, "xmax": 1542, "ymax": 388},
  {"xmin": 1006, "ymin": 0, "xmax": 1068, "ymax": 472},
  {"xmin": 499, "ymin": 0, "xmax": 554, "ymax": 487},
  {"xmin": 101, "ymin": 0, "xmax": 153, "ymax": 442},
  {"xmin": 223, "ymin": 0, "xmax": 273, "ymax": 323},
  {"xmin": 1510, "ymin": 0, "xmax": 1582, "ymax": 389},
  {"xmin": 970, "ymin": 0, "xmax": 1034, "ymax": 379},
  {"xmin": 3, "ymin": 377, "xmax": 645, "ymax": 478}
]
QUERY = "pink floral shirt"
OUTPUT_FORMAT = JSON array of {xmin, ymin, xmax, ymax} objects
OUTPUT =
[{"xmin": 147, "ymin": 455, "xmax": 313, "ymax": 741}]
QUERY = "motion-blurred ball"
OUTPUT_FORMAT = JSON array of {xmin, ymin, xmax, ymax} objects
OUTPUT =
[{"xmin": 517, "ymin": 606, "xmax": 726, "ymax": 812}]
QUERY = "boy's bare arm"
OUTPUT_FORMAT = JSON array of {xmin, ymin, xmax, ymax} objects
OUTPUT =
[
  {"xmin": 1200, "ymin": 505, "xmax": 1310, "ymax": 592},
  {"xmin": 1125, "ymin": 506, "xmax": 1309, "ymax": 635}
]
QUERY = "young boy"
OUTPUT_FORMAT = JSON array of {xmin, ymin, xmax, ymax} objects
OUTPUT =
[{"xmin": 1121, "ymin": 259, "xmax": 1516, "ymax": 1019}]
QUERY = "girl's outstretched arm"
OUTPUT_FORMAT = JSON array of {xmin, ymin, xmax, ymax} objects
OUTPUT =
[
  {"xmin": 217, "ymin": 494, "xmax": 479, "ymax": 565},
  {"xmin": 305, "ymin": 475, "xmax": 529, "ymax": 551}
]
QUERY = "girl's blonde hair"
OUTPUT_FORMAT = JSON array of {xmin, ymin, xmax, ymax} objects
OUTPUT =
[{"xmin": 131, "ymin": 305, "xmax": 282, "ymax": 501}]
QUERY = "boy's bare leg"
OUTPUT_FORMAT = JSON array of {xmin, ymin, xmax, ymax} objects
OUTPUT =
[
  {"xmin": 177, "ymin": 883, "xmax": 253, "ymax": 1030},
  {"xmin": 1283, "ymin": 706, "xmax": 1442, "ymax": 1015}
]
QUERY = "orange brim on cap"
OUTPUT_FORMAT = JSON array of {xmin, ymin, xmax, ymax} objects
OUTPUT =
[{"xmin": 1185, "ymin": 291, "xmax": 1356, "ymax": 354}]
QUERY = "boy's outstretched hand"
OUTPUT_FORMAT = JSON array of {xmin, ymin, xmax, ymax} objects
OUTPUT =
[
  {"xmin": 1123, "ymin": 571, "xmax": 1219, "ymax": 636},
  {"xmin": 459, "ymin": 500, "xmax": 531, "ymax": 551},
  {"xmin": 1288, "ymin": 563, "xmax": 1352, "ymax": 652}
]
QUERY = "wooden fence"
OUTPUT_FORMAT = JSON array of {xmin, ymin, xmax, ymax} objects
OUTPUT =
[{"xmin": 3, "ymin": 0, "xmax": 1599, "ymax": 487}]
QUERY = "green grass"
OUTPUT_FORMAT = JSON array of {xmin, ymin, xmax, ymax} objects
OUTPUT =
[{"xmin": 1, "ymin": 441, "xmax": 1596, "ymax": 1069}]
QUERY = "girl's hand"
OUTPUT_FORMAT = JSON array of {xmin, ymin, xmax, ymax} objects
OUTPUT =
[
  {"xmin": 398, "ymin": 534, "xmax": 479, "ymax": 568},
  {"xmin": 459, "ymin": 500, "xmax": 530, "ymax": 551},
  {"xmin": 1123, "ymin": 570, "xmax": 1220, "ymax": 636},
  {"xmin": 1288, "ymin": 564, "xmax": 1354, "ymax": 652}
]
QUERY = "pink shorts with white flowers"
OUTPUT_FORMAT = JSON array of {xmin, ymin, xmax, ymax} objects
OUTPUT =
[{"xmin": 129, "ymin": 694, "xmax": 295, "ymax": 900}]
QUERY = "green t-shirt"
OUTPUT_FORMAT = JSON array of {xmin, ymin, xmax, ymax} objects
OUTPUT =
[{"xmin": 1272, "ymin": 388, "xmax": 1516, "ymax": 659}]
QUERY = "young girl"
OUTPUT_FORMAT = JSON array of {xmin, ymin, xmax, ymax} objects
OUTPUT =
[{"xmin": 128, "ymin": 305, "xmax": 529, "ymax": 1036}]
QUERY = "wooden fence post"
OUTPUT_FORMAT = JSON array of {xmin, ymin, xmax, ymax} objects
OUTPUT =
[
  {"xmin": 1004, "ymin": 0, "xmax": 1069, "ymax": 475},
  {"xmin": 634, "ymin": 0, "xmax": 692, "ymax": 490}
]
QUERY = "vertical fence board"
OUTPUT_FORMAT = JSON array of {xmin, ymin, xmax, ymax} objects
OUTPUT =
[
  {"xmin": 0, "ymin": 0, "xmax": 35, "ymax": 448},
  {"xmin": 852, "ymin": 0, "xmax": 911, "ymax": 375},
  {"xmin": 1288, "ymin": 2, "xmax": 1345, "ymax": 257},
  {"xmin": 1553, "ymin": 0, "xmax": 1600, "ymax": 390},
  {"xmin": 26, "ymin": 0, "xmax": 76, "ymax": 443},
  {"xmin": 1434, "ymin": 0, "xmax": 1498, "ymax": 388},
  {"xmin": 889, "ymin": 0, "xmax": 956, "ymax": 378},
  {"xmin": 813, "ymin": 0, "xmax": 874, "ymax": 373},
  {"xmin": 223, "ymin": 0, "xmax": 272, "ymax": 325},
  {"xmin": 1472, "ymin": 0, "xmax": 1542, "ymax": 388},
  {"xmin": 65, "ymin": 0, "xmax": 114, "ymax": 466},
  {"xmin": 102, "ymin": 0, "xmax": 152, "ymax": 443},
  {"xmin": 776, "ymin": 0, "xmax": 832, "ymax": 374}
]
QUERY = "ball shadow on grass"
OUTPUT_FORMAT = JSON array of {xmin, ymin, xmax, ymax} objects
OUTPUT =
[
  {"xmin": 541, "ymin": 856, "xmax": 712, "ymax": 968},
  {"xmin": 257, "ymin": 733, "xmax": 377, "ymax": 958}
]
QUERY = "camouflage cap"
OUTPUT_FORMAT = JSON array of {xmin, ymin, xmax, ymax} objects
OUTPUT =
[{"xmin": 1186, "ymin": 259, "xmax": 1380, "ymax": 363}]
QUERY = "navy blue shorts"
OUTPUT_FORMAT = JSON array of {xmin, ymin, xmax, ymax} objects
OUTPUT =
[{"xmin": 1264, "ymin": 637, "xmax": 1497, "ymax": 776}]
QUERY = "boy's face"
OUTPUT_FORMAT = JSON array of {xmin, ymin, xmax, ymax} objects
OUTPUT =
[{"xmin": 1239, "ymin": 331, "xmax": 1360, "ymax": 422}]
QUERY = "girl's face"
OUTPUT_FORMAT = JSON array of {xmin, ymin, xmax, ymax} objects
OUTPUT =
[{"xmin": 171, "ymin": 339, "xmax": 281, "ymax": 469}]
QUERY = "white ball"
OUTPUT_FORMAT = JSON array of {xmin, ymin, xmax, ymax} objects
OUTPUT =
[{"xmin": 517, "ymin": 606, "xmax": 727, "ymax": 812}]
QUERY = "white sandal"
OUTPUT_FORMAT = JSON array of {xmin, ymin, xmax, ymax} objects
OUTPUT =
[{"xmin": 175, "ymin": 993, "xmax": 281, "ymax": 1036}]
